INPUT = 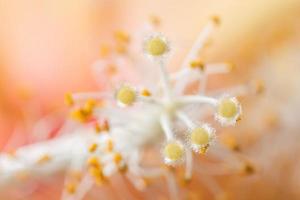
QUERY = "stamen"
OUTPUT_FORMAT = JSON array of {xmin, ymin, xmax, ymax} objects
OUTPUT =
[
  {"xmin": 206, "ymin": 62, "xmax": 235, "ymax": 74},
  {"xmin": 65, "ymin": 183, "xmax": 77, "ymax": 194},
  {"xmin": 64, "ymin": 93, "xmax": 74, "ymax": 107},
  {"xmin": 180, "ymin": 16, "xmax": 220, "ymax": 69},
  {"xmin": 116, "ymin": 85, "xmax": 137, "ymax": 106},
  {"xmin": 88, "ymin": 143, "xmax": 98, "ymax": 153},
  {"xmin": 36, "ymin": 154, "xmax": 52, "ymax": 165},
  {"xmin": 215, "ymin": 97, "xmax": 241, "ymax": 126},
  {"xmin": 163, "ymin": 141, "xmax": 184, "ymax": 164},
  {"xmin": 177, "ymin": 95, "xmax": 218, "ymax": 106},
  {"xmin": 160, "ymin": 114, "xmax": 174, "ymax": 140}
]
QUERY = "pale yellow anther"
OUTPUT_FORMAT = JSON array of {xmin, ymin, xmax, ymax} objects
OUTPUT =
[
  {"xmin": 190, "ymin": 127, "xmax": 210, "ymax": 146},
  {"xmin": 88, "ymin": 143, "xmax": 98, "ymax": 153},
  {"xmin": 218, "ymin": 99, "xmax": 238, "ymax": 119},
  {"xmin": 116, "ymin": 86, "xmax": 136, "ymax": 106},
  {"xmin": 66, "ymin": 183, "xmax": 77, "ymax": 194},
  {"xmin": 145, "ymin": 37, "xmax": 168, "ymax": 56},
  {"xmin": 164, "ymin": 142, "xmax": 184, "ymax": 161},
  {"xmin": 64, "ymin": 93, "xmax": 74, "ymax": 107},
  {"xmin": 190, "ymin": 60, "xmax": 205, "ymax": 71}
]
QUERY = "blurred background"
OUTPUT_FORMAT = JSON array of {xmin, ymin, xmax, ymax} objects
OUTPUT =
[{"xmin": 0, "ymin": 0, "xmax": 300, "ymax": 199}]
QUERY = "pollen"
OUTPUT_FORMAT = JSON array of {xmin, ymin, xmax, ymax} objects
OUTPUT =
[
  {"xmin": 141, "ymin": 89, "xmax": 152, "ymax": 96},
  {"xmin": 199, "ymin": 144, "xmax": 210, "ymax": 154},
  {"xmin": 36, "ymin": 154, "xmax": 52, "ymax": 165},
  {"xmin": 114, "ymin": 30, "xmax": 130, "ymax": 44},
  {"xmin": 87, "ymin": 156, "xmax": 101, "ymax": 169},
  {"xmin": 64, "ymin": 93, "xmax": 74, "ymax": 107},
  {"xmin": 89, "ymin": 167, "xmax": 106, "ymax": 185},
  {"xmin": 211, "ymin": 15, "xmax": 221, "ymax": 25},
  {"xmin": 226, "ymin": 62, "xmax": 235, "ymax": 71},
  {"xmin": 99, "ymin": 44, "xmax": 111, "ymax": 57},
  {"xmin": 106, "ymin": 139, "xmax": 114, "ymax": 152},
  {"xmin": 163, "ymin": 142, "xmax": 184, "ymax": 162},
  {"xmin": 88, "ymin": 143, "xmax": 98, "ymax": 153},
  {"xmin": 254, "ymin": 79, "xmax": 265, "ymax": 94},
  {"xmin": 113, "ymin": 153, "xmax": 123, "ymax": 165},
  {"xmin": 145, "ymin": 36, "xmax": 168, "ymax": 56},
  {"xmin": 66, "ymin": 183, "xmax": 77, "ymax": 194},
  {"xmin": 116, "ymin": 86, "xmax": 136, "ymax": 106},
  {"xmin": 83, "ymin": 99, "xmax": 97, "ymax": 115},
  {"xmin": 70, "ymin": 108, "xmax": 89, "ymax": 122},
  {"xmin": 190, "ymin": 60, "xmax": 205, "ymax": 71},
  {"xmin": 190, "ymin": 127, "xmax": 210, "ymax": 146},
  {"xmin": 218, "ymin": 98, "xmax": 239, "ymax": 119},
  {"xmin": 149, "ymin": 15, "xmax": 161, "ymax": 27}
]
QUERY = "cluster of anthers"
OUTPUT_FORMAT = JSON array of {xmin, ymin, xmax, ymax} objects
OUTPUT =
[
  {"xmin": 63, "ymin": 15, "xmax": 242, "ymax": 197},
  {"xmin": 0, "ymin": 16, "xmax": 248, "ymax": 200}
]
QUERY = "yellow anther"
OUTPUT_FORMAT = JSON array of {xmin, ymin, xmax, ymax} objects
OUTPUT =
[
  {"xmin": 70, "ymin": 170, "xmax": 82, "ymax": 182},
  {"xmin": 116, "ymin": 86, "xmax": 136, "ymax": 106},
  {"xmin": 145, "ymin": 36, "xmax": 168, "ymax": 56},
  {"xmin": 164, "ymin": 142, "xmax": 184, "ymax": 162},
  {"xmin": 149, "ymin": 15, "xmax": 161, "ymax": 27},
  {"xmin": 106, "ymin": 139, "xmax": 114, "ymax": 152},
  {"xmin": 15, "ymin": 170, "xmax": 29, "ymax": 181},
  {"xmin": 222, "ymin": 134, "xmax": 240, "ymax": 152},
  {"xmin": 118, "ymin": 163, "xmax": 128, "ymax": 173},
  {"xmin": 115, "ymin": 43, "xmax": 127, "ymax": 54},
  {"xmin": 64, "ymin": 93, "xmax": 74, "ymax": 107},
  {"xmin": 66, "ymin": 183, "xmax": 77, "ymax": 194},
  {"xmin": 88, "ymin": 143, "xmax": 98, "ymax": 153},
  {"xmin": 190, "ymin": 60, "xmax": 205, "ymax": 71},
  {"xmin": 114, "ymin": 30, "xmax": 130, "ymax": 43},
  {"xmin": 190, "ymin": 127, "xmax": 210, "ymax": 146},
  {"xmin": 211, "ymin": 15, "xmax": 221, "ymax": 25},
  {"xmin": 102, "ymin": 120, "xmax": 110, "ymax": 132},
  {"xmin": 141, "ymin": 89, "xmax": 152, "ymax": 96},
  {"xmin": 36, "ymin": 154, "xmax": 51, "ymax": 165},
  {"xmin": 70, "ymin": 108, "xmax": 89, "ymax": 122},
  {"xmin": 113, "ymin": 153, "xmax": 123, "ymax": 165},
  {"xmin": 83, "ymin": 99, "xmax": 97, "ymax": 115},
  {"xmin": 254, "ymin": 79, "xmax": 265, "ymax": 94},
  {"xmin": 199, "ymin": 144, "xmax": 210, "ymax": 154},
  {"xmin": 226, "ymin": 62, "xmax": 235, "ymax": 71},
  {"xmin": 89, "ymin": 167, "xmax": 106, "ymax": 185},
  {"xmin": 99, "ymin": 44, "xmax": 110, "ymax": 57},
  {"xmin": 218, "ymin": 98, "xmax": 239, "ymax": 119},
  {"xmin": 94, "ymin": 122, "xmax": 101, "ymax": 133},
  {"xmin": 241, "ymin": 162, "xmax": 255, "ymax": 175},
  {"xmin": 107, "ymin": 64, "xmax": 118, "ymax": 76},
  {"xmin": 87, "ymin": 156, "xmax": 101, "ymax": 169}
]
